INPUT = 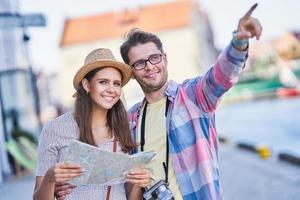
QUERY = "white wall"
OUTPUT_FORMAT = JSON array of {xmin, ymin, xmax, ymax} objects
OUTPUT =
[{"xmin": 58, "ymin": 27, "xmax": 200, "ymax": 108}]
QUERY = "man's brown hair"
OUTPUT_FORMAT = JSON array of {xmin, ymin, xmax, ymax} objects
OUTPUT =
[{"xmin": 120, "ymin": 28, "xmax": 164, "ymax": 65}]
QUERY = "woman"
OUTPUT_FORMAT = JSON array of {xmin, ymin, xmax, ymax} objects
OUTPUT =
[{"xmin": 33, "ymin": 48, "xmax": 150, "ymax": 200}]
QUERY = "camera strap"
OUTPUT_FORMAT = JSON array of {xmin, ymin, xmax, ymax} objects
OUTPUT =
[{"xmin": 140, "ymin": 98, "xmax": 170, "ymax": 184}]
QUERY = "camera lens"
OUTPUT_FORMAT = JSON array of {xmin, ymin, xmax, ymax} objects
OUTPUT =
[{"xmin": 156, "ymin": 185, "xmax": 174, "ymax": 200}]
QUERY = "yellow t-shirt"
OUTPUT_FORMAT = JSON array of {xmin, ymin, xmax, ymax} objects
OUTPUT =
[{"xmin": 138, "ymin": 97, "xmax": 182, "ymax": 200}]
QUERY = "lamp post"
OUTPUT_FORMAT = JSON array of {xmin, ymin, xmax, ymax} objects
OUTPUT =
[
  {"xmin": 0, "ymin": 12, "xmax": 46, "ymax": 180},
  {"xmin": 0, "ymin": 12, "xmax": 46, "ymax": 131}
]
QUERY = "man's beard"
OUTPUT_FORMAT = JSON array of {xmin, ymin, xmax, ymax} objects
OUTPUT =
[{"xmin": 137, "ymin": 75, "xmax": 168, "ymax": 94}]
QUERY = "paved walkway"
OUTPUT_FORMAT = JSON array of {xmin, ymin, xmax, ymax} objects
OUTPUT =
[
  {"xmin": 1, "ymin": 144, "xmax": 300, "ymax": 200},
  {"xmin": 219, "ymin": 144, "xmax": 300, "ymax": 200},
  {"xmin": 0, "ymin": 173, "xmax": 35, "ymax": 200}
]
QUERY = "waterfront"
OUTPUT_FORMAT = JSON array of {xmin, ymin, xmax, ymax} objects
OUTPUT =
[
  {"xmin": 218, "ymin": 97, "xmax": 300, "ymax": 200},
  {"xmin": 217, "ymin": 97, "xmax": 300, "ymax": 156}
]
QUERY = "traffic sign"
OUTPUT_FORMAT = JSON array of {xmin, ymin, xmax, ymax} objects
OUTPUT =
[{"xmin": 0, "ymin": 13, "xmax": 46, "ymax": 29}]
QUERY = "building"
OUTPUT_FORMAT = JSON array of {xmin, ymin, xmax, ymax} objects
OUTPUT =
[
  {"xmin": 58, "ymin": 0, "xmax": 218, "ymax": 108},
  {"xmin": 275, "ymin": 31, "xmax": 300, "ymax": 60},
  {"xmin": 0, "ymin": 0, "xmax": 44, "ymax": 182},
  {"xmin": 249, "ymin": 31, "xmax": 300, "ymax": 65}
]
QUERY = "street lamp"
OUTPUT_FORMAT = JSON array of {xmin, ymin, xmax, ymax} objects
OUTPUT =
[
  {"xmin": 0, "ymin": 12, "xmax": 46, "ymax": 178},
  {"xmin": 0, "ymin": 12, "xmax": 46, "ymax": 123}
]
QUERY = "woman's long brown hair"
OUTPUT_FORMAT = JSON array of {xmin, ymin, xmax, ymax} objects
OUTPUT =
[{"xmin": 74, "ymin": 67, "xmax": 136, "ymax": 153}]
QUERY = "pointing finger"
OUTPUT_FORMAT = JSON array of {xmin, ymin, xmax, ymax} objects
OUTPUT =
[{"xmin": 243, "ymin": 3, "xmax": 258, "ymax": 19}]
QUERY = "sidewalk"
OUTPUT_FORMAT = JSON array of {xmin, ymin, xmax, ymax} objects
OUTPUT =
[
  {"xmin": 0, "ymin": 173, "xmax": 35, "ymax": 200},
  {"xmin": 1, "ymin": 143, "xmax": 300, "ymax": 200},
  {"xmin": 219, "ymin": 144, "xmax": 300, "ymax": 200}
]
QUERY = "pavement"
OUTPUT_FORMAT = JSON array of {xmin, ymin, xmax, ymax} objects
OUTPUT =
[
  {"xmin": 0, "ymin": 173, "xmax": 35, "ymax": 200},
  {"xmin": 219, "ymin": 143, "xmax": 300, "ymax": 200},
  {"xmin": 1, "ymin": 143, "xmax": 300, "ymax": 200}
]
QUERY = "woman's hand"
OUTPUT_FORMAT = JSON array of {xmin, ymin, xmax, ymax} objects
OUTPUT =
[
  {"xmin": 45, "ymin": 163, "xmax": 84, "ymax": 184},
  {"xmin": 126, "ymin": 167, "xmax": 151, "ymax": 188},
  {"xmin": 33, "ymin": 163, "xmax": 83, "ymax": 200}
]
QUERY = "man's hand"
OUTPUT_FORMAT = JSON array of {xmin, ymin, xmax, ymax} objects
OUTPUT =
[
  {"xmin": 236, "ymin": 3, "xmax": 262, "ymax": 41},
  {"xmin": 54, "ymin": 182, "xmax": 76, "ymax": 200},
  {"xmin": 126, "ymin": 168, "xmax": 152, "ymax": 188}
]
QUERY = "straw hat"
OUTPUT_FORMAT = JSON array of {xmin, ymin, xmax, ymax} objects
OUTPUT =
[{"xmin": 73, "ymin": 48, "xmax": 132, "ymax": 91}]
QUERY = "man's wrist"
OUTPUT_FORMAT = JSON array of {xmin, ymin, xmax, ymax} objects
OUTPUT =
[{"xmin": 231, "ymin": 30, "xmax": 248, "ymax": 51}]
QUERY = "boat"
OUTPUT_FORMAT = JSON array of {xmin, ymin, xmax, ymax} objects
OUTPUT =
[
  {"xmin": 276, "ymin": 87, "xmax": 300, "ymax": 98},
  {"xmin": 222, "ymin": 68, "xmax": 300, "ymax": 104}
]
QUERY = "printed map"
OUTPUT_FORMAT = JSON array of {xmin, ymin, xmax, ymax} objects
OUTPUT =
[{"xmin": 64, "ymin": 140, "xmax": 156, "ymax": 186}]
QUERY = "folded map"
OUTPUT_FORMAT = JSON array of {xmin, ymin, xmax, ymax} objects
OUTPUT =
[{"xmin": 63, "ymin": 140, "xmax": 156, "ymax": 186}]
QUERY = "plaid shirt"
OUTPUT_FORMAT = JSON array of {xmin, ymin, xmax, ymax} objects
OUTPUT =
[{"xmin": 128, "ymin": 44, "xmax": 248, "ymax": 200}]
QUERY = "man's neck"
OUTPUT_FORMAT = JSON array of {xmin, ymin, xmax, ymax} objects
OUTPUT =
[{"xmin": 144, "ymin": 83, "xmax": 168, "ymax": 104}]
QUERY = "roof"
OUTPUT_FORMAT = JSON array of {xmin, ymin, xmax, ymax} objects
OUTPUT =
[{"xmin": 60, "ymin": 0, "xmax": 194, "ymax": 47}]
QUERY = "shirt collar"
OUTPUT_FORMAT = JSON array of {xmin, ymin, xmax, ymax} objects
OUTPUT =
[
  {"xmin": 136, "ymin": 80, "xmax": 178, "ymax": 113},
  {"xmin": 165, "ymin": 80, "xmax": 178, "ymax": 100}
]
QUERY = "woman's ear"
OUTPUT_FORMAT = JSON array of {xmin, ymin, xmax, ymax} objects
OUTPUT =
[
  {"xmin": 81, "ymin": 78, "xmax": 90, "ymax": 94},
  {"xmin": 131, "ymin": 74, "xmax": 136, "ymax": 80},
  {"xmin": 163, "ymin": 53, "xmax": 168, "ymax": 66}
]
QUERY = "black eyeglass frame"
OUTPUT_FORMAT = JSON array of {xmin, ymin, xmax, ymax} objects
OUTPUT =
[{"xmin": 130, "ymin": 53, "xmax": 164, "ymax": 71}]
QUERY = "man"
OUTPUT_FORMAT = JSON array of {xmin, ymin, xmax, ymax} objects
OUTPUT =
[
  {"xmin": 55, "ymin": 3, "xmax": 262, "ymax": 200},
  {"xmin": 119, "ymin": 3, "xmax": 261, "ymax": 200}
]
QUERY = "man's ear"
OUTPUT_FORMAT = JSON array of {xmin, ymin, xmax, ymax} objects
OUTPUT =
[{"xmin": 81, "ymin": 78, "xmax": 90, "ymax": 93}]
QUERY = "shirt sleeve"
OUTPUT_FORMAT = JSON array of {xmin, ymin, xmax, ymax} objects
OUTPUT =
[
  {"xmin": 35, "ymin": 121, "xmax": 59, "ymax": 176},
  {"xmin": 184, "ymin": 43, "xmax": 248, "ymax": 113}
]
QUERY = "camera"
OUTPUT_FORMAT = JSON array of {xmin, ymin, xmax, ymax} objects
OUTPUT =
[{"xmin": 143, "ymin": 180, "xmax": 174, "ymax": 200}]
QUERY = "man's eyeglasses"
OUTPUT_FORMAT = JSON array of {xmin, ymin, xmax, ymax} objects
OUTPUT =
[{"xmin": 131, "ymin": 53, "xmax": 163, "ymax": 71}]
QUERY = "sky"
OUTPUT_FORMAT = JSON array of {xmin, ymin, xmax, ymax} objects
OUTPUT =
[{"xmin": 19, "ymin": 0, "xmax": 300, "ymax": 73}]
